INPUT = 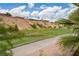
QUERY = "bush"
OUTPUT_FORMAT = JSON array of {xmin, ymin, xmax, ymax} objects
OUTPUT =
[
  {"xmin": 59, "ymin": 36, "xmax": 79, "ymax": 48},
  {"xmin": 0, "ymin": 41, "xmax": 12, "ymax": 56},
  {"xmin": 0, "ymin": 17, "xmax": 3, "ymax": 21},
  {"xmin": 0, "ymin": 24, "xmax": 9, "ymax": 34},
  {"xmin": 9, "ymin": 25, "xmax": 18, "ymax": 32},
  {"xmin": 59, "ymin": 35, "xmax": 79, "ymax": 55},
  {"xmin": 37, "ymin": 24, "xmax": 42, "ymax": 28},
  {"xmin": 6, "ymin": 12, "xmax": 11, "ymax": 16},
  {"xmin": 31, "ymin": 24, "xmax": 37, "ymax": 29}
]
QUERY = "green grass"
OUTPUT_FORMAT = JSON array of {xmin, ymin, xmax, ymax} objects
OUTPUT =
[
  {"xmin": 10, "ymin": 28, "xmax": 71, "ymax": 48},
  {"xmin": 0, "ymin": 28, "xmax": 71, "ymax": 55}
]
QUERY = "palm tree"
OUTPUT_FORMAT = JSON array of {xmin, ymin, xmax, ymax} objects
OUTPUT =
[
  {"xmin": 73, "ymin": 3, "xmax": 79, "ymax": 7},
  {"xmin": 57, "ymin": 3, "xmax": 79, "ymax": 55}
]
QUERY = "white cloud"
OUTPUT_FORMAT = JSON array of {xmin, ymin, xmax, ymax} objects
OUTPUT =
[
  {"xmin": 0, "ymin": 4, "xmax": 76, "ymax": 22},
  {"xmin": 67, "ymin": 7, "xmax": 78, "ymax": 15},
  {"xmin": 38, "ymin": 6, "xmax": 62, "ymax": 20},
  {"xmin": 31, "ymin": 11, "xmax": 39, "ymax": 16},
  {"xmin": 0, "ymin": 5, "xmax": 31, "ymax": 19},
  {"xmin": 9, "ymin": 5, "xmax": 26, "ymax": 17},
  {"xmin": 38, "ymin": 4, "xmax": 76, "ymax": 22},
  {"xmin": 39, "ymin": 6, "xmax": 62, "ymax": 15},
  {"xmin": 55, "ymin": 8, "xmax": 70, "ymax": 19},
  {"xmin": 30, "ymin": 11, "xmax": 39, "ymax": 20},
  {"xmin": 28, "ymin": 3, "xmax": 34, "ymax": 8},
  {"xmin": 0, "ymin": 9, "xmax": 9, "ymax": 14},
  {"xmin": 40, "ymin": 5, "xmax": 48, "ymax": 10},
  {"xmin": 68, "ymin": 3, "xmax": 76, "ymax": 8},
  {"xmin": 23, "ymin": 11, "xmax": 31, "ymax": 18},
  {"xmin": 39, "ymin": 6, "xmax": 62, "ymax": 16}
]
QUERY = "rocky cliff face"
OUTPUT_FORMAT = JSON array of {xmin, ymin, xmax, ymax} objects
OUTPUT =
[{"xmin": 0, "ymin": 14, "xmax": 64, "ymax": 31}]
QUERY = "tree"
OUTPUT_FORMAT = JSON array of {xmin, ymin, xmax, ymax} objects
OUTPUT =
[
  {"xmin": 73, "ymin": 3, "xmax": 79, "ymax": 7},
  {"xmin": 55, "ymin": 18, "xmax": 75, "ymax": 30},
  {"xmin": 55, "ymin": 19, "xmax": 74, "ymax": 26},
  {"xmin": 0, "ymin": 23, "xmax": 25, "ymax": 55},
  {"xmin": 59, "ymin": 3, "xmax": 79, "ymax": 55}
]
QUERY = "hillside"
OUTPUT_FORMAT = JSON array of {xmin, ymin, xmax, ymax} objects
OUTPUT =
[
  {"xmin": 0, "ymin": 14, "xmax": 70, "ymax": 56},
  {"xmin": 0, "ymin": 14, "xmax": 63, "ymax": 31}
]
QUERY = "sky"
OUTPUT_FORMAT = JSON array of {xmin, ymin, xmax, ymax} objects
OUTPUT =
[{"xmin": 0, "ymin": 3, "xmax": 76, "ymax": 22}]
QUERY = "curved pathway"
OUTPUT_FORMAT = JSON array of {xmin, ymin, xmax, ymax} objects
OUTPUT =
[{"xmin": 12, "ymin": 34, "xmax": 72, "ymax": 56}]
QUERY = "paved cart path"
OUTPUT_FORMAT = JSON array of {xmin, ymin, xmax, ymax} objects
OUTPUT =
[{"xmin": 12, "ymin": 34, "xmax": 73, "ymax": 56}]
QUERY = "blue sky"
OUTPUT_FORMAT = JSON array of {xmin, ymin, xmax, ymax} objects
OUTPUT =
[
  {"xmin": 0, "ymin": 3, "xmax": 70, "ymax": 11},
  {"xmin": 0, "ymin": 3, "xmax": 74, "ymax": 22}
]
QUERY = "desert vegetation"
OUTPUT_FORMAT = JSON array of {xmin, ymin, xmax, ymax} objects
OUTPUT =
[
  {"xmin": 0, "ymin": 14, "xmax": 71, "ymax": 55},
  {"xmin": 57, "ymin": 3, "xmax": 79, "ymax": 56},
  {"xmin": 1, "ymin": 3, "xmax": 79, "ymax": 56}
]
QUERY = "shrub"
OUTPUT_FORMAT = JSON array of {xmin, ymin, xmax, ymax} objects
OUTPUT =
[
  {"xmin": 0, "ymin": 17, "xmax": 3, "ymax": 21},
  {"xmin": 37, "ymin": 24, "xmax": 42, "ymax": 28},
  {"xmin": 31, "ymin": 24, "xmax": 37, "ymax": 29},
  {"xmin": 9, "ymin": 25, "xmax": 18, "ymax": 32},
  {"xmin": 0, "ymin": 24, "xmax": 9, "ymax": 34},
  {"xmin": 6, "ymin": 12, "xmax": 11, "ymax": 16},
  {"xmin": 59, "ymin": 36, "xmax": 79, "ymax": 48}
]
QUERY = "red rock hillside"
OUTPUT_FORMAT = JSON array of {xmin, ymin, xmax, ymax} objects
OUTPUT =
[{"xmin": 0, "ymin": 14, "xmax": 64, "ymax": 31}]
